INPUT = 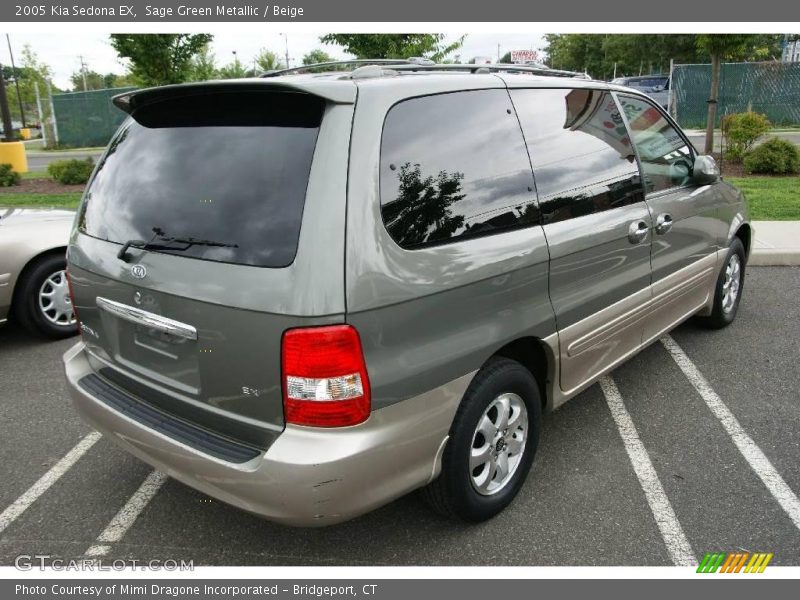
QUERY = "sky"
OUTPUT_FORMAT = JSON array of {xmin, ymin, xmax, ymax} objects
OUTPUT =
[{"xmin": 1, "ymin": 32, "xmax": 546, "ymax": 90}]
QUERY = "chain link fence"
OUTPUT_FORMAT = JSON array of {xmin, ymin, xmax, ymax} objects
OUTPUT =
[
  {"xmin": 671, "ymin": 61, "xmax": 800, "ymax": 128},
  {"xmin": 51, "ymin": 87, "xmax": 135, "ymax": 147}
]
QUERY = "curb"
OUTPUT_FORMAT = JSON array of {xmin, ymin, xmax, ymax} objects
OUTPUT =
[{"xmin": 749, "ymin": 249, "xmax": 800, "ymax": 266}]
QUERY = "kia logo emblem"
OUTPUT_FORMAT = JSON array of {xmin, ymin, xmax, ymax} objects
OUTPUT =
[{"xmin": 130, "ymin": 264, "xmax": 147, "ymax": 279}]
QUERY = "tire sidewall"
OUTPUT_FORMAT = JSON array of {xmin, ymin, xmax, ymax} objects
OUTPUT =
[
  {"xmin": 444, "ymin": 359, "xmax": 541, "ymax": 521},
  {"xmin": 16, "ymin": 254, "xmax": 77, "ymax": 339},
  {"xmin": 714, "ymin": 238, "xmax": 746, "ymax": 326}
]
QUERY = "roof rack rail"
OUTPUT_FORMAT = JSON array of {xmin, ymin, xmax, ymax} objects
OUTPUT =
[
  {"xmin": 260, "ymin": 59, "xmax": 413, "ymax": 77},
  {"xmin": 260, "ymin": 59, "xmax": 589, "ymax": 80},
  {"xmin": 387, "ymin": 63, "xmax": 588, "ymax": 78}
]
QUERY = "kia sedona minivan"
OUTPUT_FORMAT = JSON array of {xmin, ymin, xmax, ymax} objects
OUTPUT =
[{"xmin": 63, "ymin": 61, "xmax": 750, "ymax": 526}]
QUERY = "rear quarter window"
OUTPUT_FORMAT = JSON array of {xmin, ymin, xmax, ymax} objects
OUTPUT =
[
  {"xmin": 79, "ymin": 90, "xmax": 324, "ymax": 268},
  {"xmin": 379, "ymin": 89, "xmax": 538, "ymax": 250}
]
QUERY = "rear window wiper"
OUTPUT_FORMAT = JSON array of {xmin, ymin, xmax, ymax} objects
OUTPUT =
[{"xmin": 117, "ymin": 235, "xmax": 238, "ymax": 262}]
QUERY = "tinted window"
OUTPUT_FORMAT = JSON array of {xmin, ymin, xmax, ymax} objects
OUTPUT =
[
  {"xmin": 511, "ymin": 88, "xmax": 643, "ymax": 224},
  {"xmin": 617, "ymin": 95, "xmax": 693, "ymax": 193},
  {"xmin": 380, "ymin": 89, "xmax": 538, "ymax": 250},
  {"xmin": 79, "ymin": 90, "xmax": 323, "ymax": 268}
]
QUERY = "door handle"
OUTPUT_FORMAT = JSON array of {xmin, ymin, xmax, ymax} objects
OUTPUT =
[
  {"xmin": 655, "ymin": 213, "xmax": 673, "ymax": 235},
  {"xmin": 627, "ymin": 220, "xmax": 649, "ymax": 244}
]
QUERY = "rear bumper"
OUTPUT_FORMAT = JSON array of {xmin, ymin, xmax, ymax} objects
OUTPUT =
[{"xmin": 63, "ymin": 342, "xmax": 470, "ymax": 527}]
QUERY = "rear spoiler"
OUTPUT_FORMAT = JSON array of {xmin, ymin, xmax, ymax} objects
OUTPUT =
[{"xmin": 112, "ymin": 79, "xmax": 357, "ymax": 114}]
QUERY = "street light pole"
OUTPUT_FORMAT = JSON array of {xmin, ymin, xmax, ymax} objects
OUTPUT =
[{"xmin": 6, "ymin": 35, "xmax": 26, "ymax": 127}]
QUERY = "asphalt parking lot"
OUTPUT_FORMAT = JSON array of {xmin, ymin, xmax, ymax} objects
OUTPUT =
[{"xmin": 1, "ymin": 266, "xmax": 798, "ymax": 566}]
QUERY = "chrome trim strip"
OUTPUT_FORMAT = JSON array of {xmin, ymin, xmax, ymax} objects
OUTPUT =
[{"xmin": 96, "ymin": 296, "xmax": 197, "ymax": 341}]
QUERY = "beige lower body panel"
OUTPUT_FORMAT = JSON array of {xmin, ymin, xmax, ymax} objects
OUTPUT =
[
  {"xmin": 549, "ymin": 251, "xmax": 721, "ymax": 409},
  {"xmin": 64, "ymin": 342, "xmax": 473, "ymax": 527}
]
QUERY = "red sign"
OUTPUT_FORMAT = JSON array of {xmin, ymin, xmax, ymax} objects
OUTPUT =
[{"xmin": 510, "ymin": 50, "xmax": 539, "ymax": 64}]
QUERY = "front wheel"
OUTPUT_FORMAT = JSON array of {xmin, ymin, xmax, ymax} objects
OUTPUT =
[
  {"xmin": 422, "ymin": 357, "xmax": 541, "ymax": 522},
  {"xmin": 697, "ymin": 237, "xmax": 746, "ymax": 329}
]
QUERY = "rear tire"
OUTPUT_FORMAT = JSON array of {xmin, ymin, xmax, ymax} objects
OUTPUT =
[
  {"xmin": 696, "ymin": 238, "xmax": 746, "ymax": 330},
  {"xmin": 422, "ymin": 357, "xmax": 541, "ymax": 522},
  {"xmin": 14, "ymin": 253, "xmax": 78, "ymax": 339}
]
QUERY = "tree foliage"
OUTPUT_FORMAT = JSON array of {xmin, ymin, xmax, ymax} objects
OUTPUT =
[
  {"xmin": 109, "ymin": 34, "xmax": 213, "ymax": 86},
  {"xmin": 189, "ymin": 45, "xmax": 218, "ymax": 81},
  {"xmin": 2, "ymin": 45, "xmax": 54, "ymax": 123},
  {"xmin": 320, "ymin": 34, "xmax": 464, "ymax": 61},
  {"xmin": 302, "ymin": 49, "xmax": 335, "ymax": 66},
  {"xmin": 255, "ymin": 49, "xmax": 284, "ymax": 72},
  {"xmin": 217, "ymin": 56, "xmax": 249, "ymax": 79},
  {"xmin": 69, "ymin": 70, "xmax": 135, "ymax": 91},
  {"xmin": 543, "ymin": 34, "xmax": 783, "ymax": 79}
]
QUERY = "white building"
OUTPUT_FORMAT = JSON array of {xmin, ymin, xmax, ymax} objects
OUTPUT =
[{"xmin": 782, "ymin": 36, "xmax": 800, "ymax": 63}]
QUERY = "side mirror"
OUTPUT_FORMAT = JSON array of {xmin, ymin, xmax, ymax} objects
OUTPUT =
[{"xmin": 692, "ymin": 155, "xmax": 720, "ymax": 185}]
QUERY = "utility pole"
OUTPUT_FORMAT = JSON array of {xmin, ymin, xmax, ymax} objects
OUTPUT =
[
  {"xmin": 6, "ymin": 35, "xmax": 26, "ymax": 127},
  {"xmin": 78, "ymin": 55, "xmax": 88, "ymax": 91},
  {"xmin": 0, "ymin": 62, "xmax": 15, "ymax": 141},
  {"xmin": 281, "ymin": 34, "xmax": 290, "ymax": 69}
]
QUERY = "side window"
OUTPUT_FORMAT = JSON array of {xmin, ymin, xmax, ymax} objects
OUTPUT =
[
  {"xmin": 510, "ymin": 88, "xmax": 643, "ymax": 225},
  {"xmin": 380, "ymin": 89, "xmax": 538, "ymax": 250},
  {"xmin": 617, "ymin": 94, "xmax": 694, "ymax": 194}
]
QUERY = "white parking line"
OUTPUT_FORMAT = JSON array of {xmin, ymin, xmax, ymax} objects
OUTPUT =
[
  {"xmin": 84, "ymin": 470, "xmax": 168, "ymax": 557},
  {"xmin": 0, "ymin": 432, "xmax": 101, "ymax": 535},
  {"xmin": 661, "ymin": 334, "xmax": 800, "ymax": 531},
  {"xmin": 599, "ymin": 375, "xmax": 696, "ymax": 566}
]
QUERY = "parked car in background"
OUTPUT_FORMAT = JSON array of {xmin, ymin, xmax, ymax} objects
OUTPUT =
[
  {"xmin": 63, "ymin": 61, "xmax": 749, "ymax": 527},
  {"xmin": 0, "ymin": 208, "xmax": 78, "ymax": 338},
  {"xmin": 611, "ymin": 75, "xmax": 670, "ymax": 109}
]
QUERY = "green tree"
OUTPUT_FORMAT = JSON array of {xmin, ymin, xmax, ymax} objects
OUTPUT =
[
  {"xmin": 320, "ymin": 34, "xmax": 464, "ymax": 61},
  {"xmin": 70, "ymin": 69, "xmax": 105, "ymax": 91},
  {"xmin": 255, "ymin": 49, "xmax": 284, "ymax": 72},
  {"xmin": 189, "ymin": 45, "xmax": 218, "ymax": 81},
  {"xmin": 302, "ymin": 49, "xmax": 335, "ymax": 66},
  {"xmin": 109, "ymin": 34, "xmax": 213, "ymax": 86},
  {"xmin": 544, "ymin": 34, "xmax": 701, "ymax": 78},
  {"xmin": 3, "ymin": 45, "xmax": 54, "ymax": 124},
  {"xmin": 217, "ymin": 55, "xmax": 248, "ymax": 79},
  {"xmin": 543, "ymin": 34, "xmax": 782, "ymax": 80},
  {"xmin": 696, "ymin": 35, "xmax": 754, "ymax": 154}
]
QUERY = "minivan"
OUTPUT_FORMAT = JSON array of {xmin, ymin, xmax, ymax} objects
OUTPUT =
[{"xmin": 64, "ymin": 61, "xmax": 750, "ymax": 526}]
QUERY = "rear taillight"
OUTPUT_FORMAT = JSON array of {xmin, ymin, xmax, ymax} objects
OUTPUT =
[{"xmin": 281, "ymin": 325, "xmax": 371, "ymax": 427}]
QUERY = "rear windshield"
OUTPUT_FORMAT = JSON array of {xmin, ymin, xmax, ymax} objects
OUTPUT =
[{"xmin": 78, "ymin": 89, "xmax": 324, "ymax": 268}]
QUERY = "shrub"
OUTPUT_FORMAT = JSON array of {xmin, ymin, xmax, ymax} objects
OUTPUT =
[
  {"xmin": 0, "ymin": 163, "xmax": 21, "ymax": 187},
  {"xmin": 721, "ymin": 112, "xmax": 771, "ymax": 162},
  {"xmin": 48, "ymin": 158, "xmax": 95, "ymax": 185},
  {"xmin": 743, "ymin": 138, "xmax": 800, "ymax": 175}
]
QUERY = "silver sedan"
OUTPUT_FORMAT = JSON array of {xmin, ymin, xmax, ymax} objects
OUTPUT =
[{"xmin": 0, "ymin": 208, "xmax": 78, "ymax": 338}]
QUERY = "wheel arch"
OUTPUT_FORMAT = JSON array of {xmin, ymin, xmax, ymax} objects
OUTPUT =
[
  {"xmin": 489, "ymin": 336, "xmax": 555, "ymax": 411},
  {"xmin": 734, "ymin": 222, "xmax": 752, "ymax": 259}
]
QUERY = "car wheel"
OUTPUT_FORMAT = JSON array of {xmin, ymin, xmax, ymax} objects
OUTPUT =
[
  {"xmin": 422, "ymin": 357, "xmax": 541, "ymax": 522},
  {"xmin": 697, "ymin": 237, "xmax": 746, "ymax": 330},
  {"xmin": 15, "ymin": 253, "xmax": 78, "ymax": 339}
]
